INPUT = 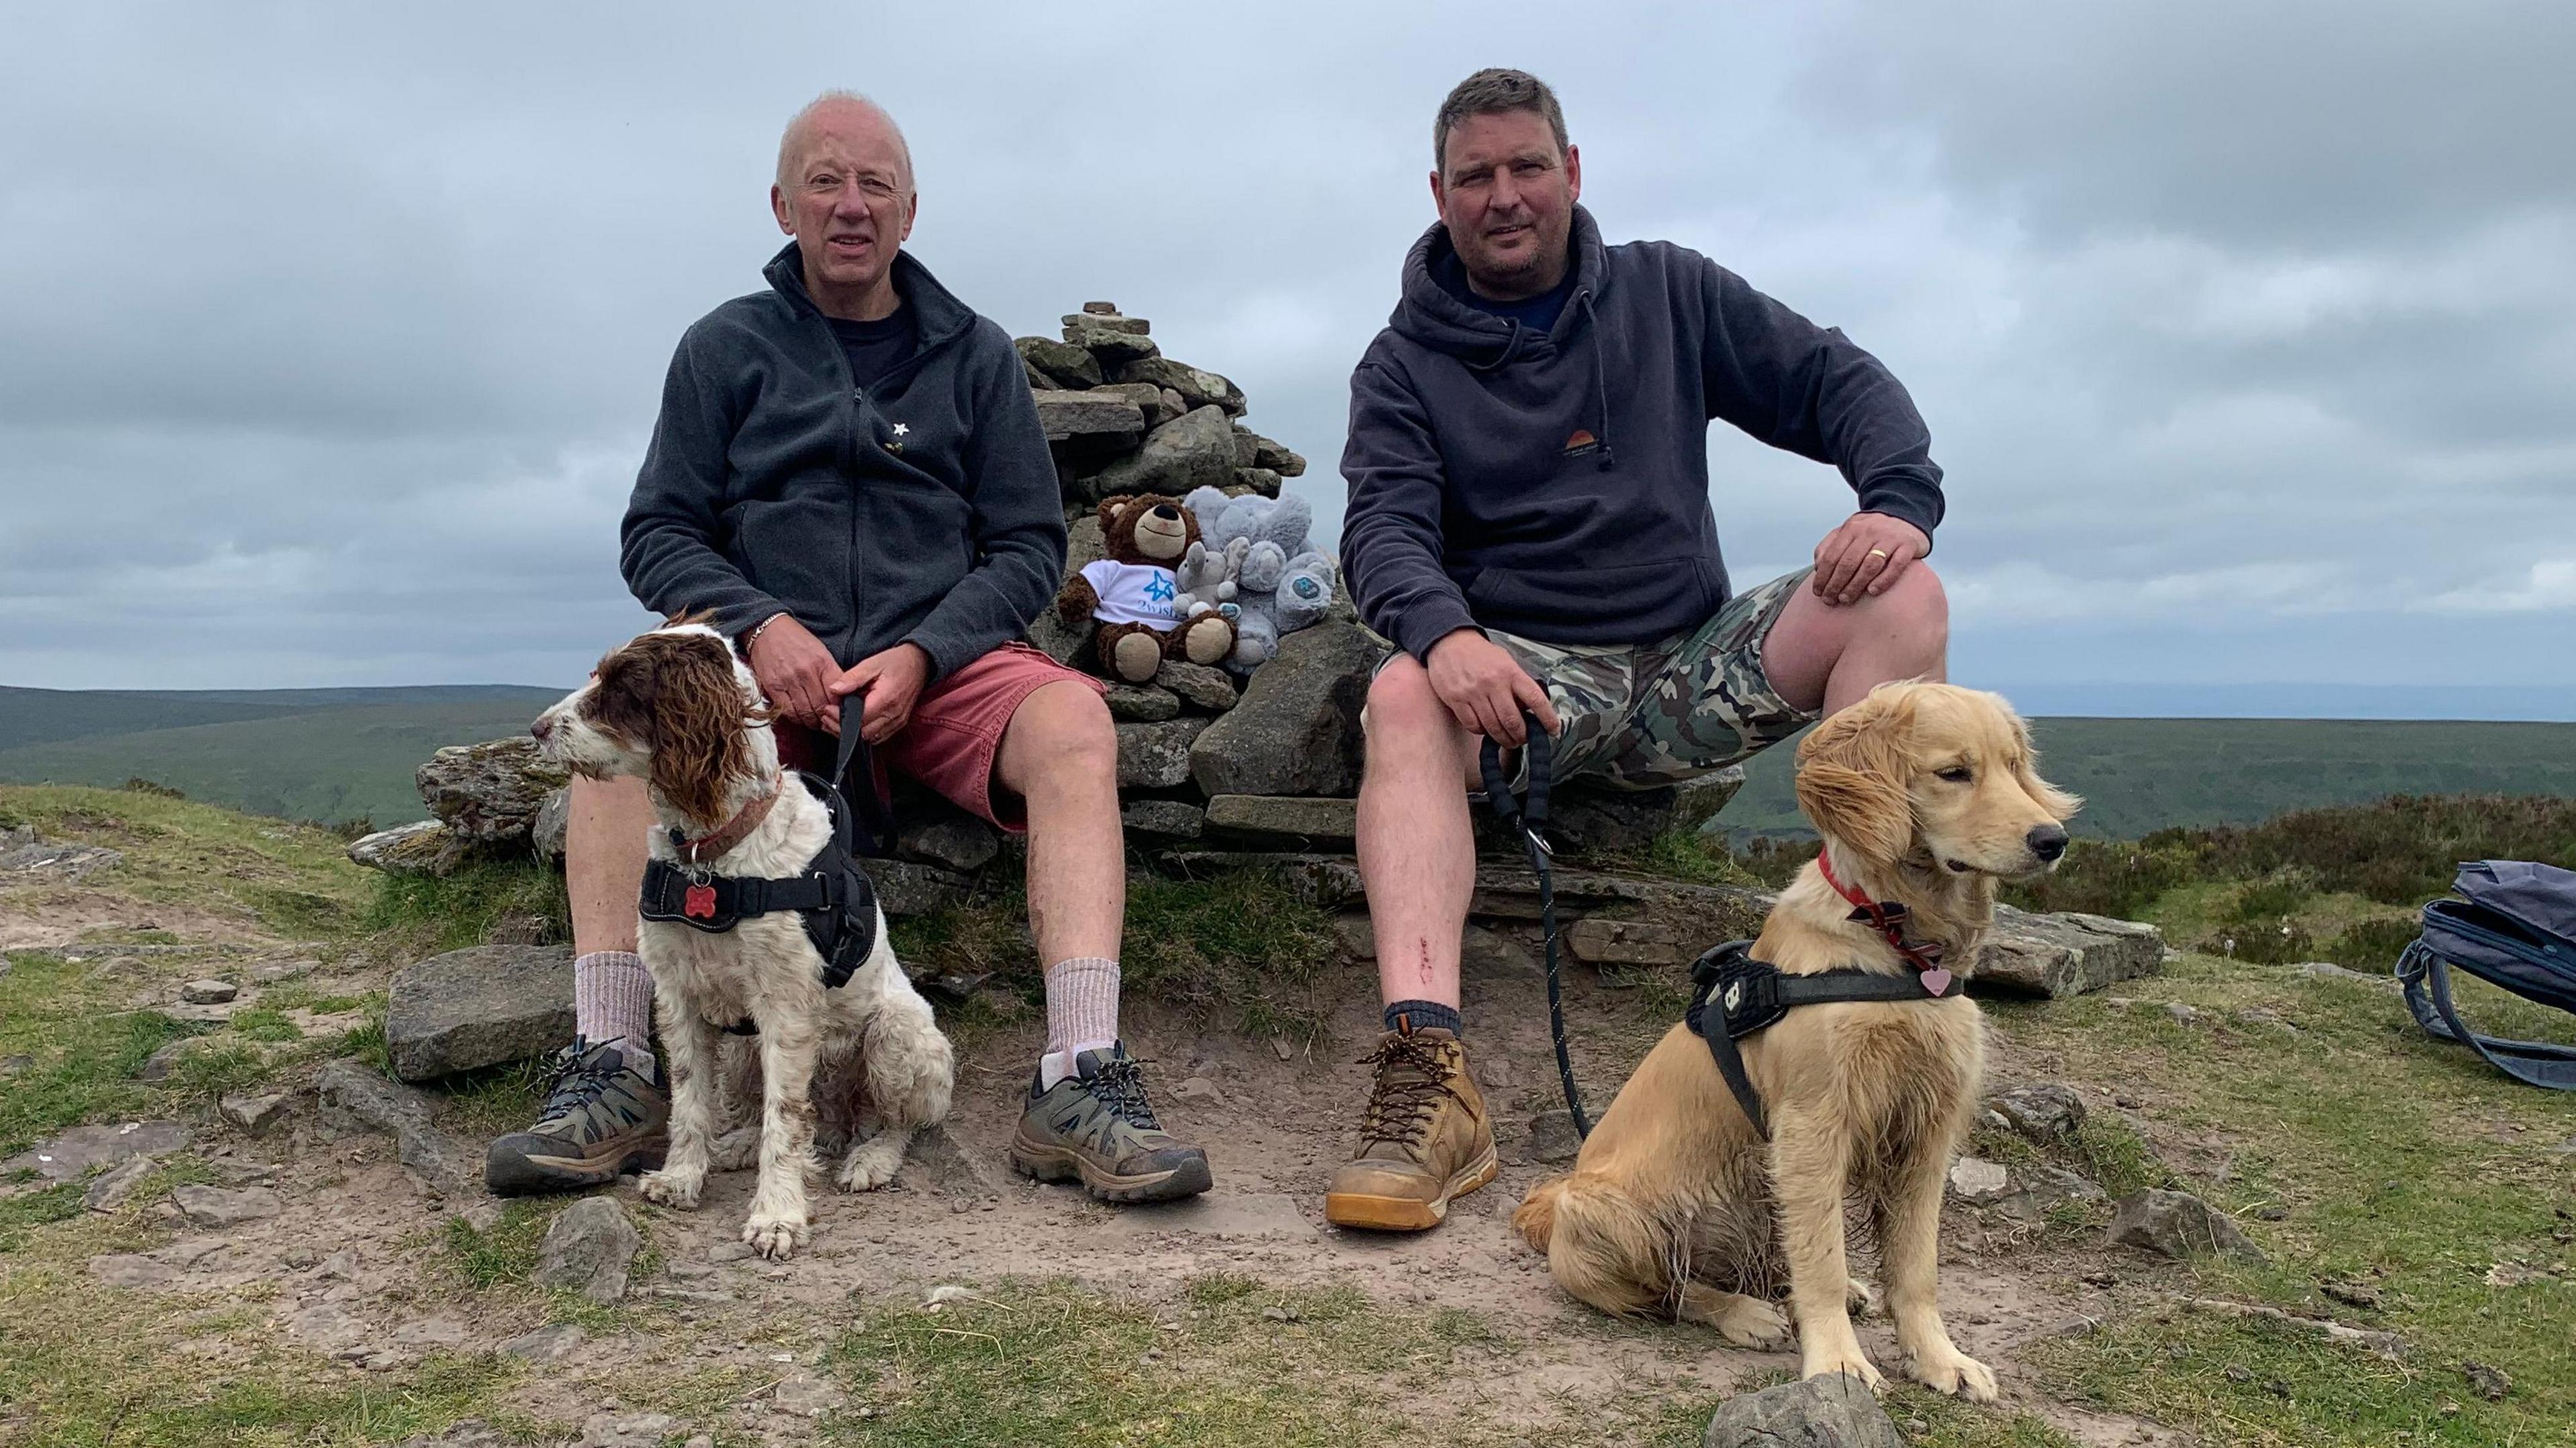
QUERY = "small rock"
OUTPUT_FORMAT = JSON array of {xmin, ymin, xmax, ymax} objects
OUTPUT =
[
  {"xmin": 83, "ymin": 1155, "xmax": 163, "ymax": 1212},
  {"xmin": 708, "ymin": 1241, "xmax": 754, "ymax": 1263},
  {"xmin": 171, "ymin": 1184, "xmax": 284, "ymax": 1228},
  {"xmin": 179, "ymin": 978, "xmax": 238, "ymax": 1004},
  {"xmin": 894, "ymin": 1124, "xmax": 1007, "ymax": 1200},
  {"xmin": 0, "ymin": 1053, "xmax": 30, "ymax": 1076},
  {"xmin": 135, "ymin": 1039, "xmax": 197, "ymax": 1082},
  {"xmin": 317, "ymin": 1247, "xmax": 359, "ymax": 1280},
  {"xmin": 1260, "ymin": 1304, "xmax": 1301, "ymax": 1323},
  {"xmin": 1524, "ymin": 1113, "xmax": 1582, "ymax": 1165},
  {"xmin": 921, "ymin": 1284, "xmax": 978, "ymax": 1309},
  {"xmin": 1120, "ymin": 800, "xmax": 1205, "ymax": 841},
  {"xmin": 2164, "ymin": 1002, "xmax": 2204, "ymax": 1026},
  {"xmin": 346, "ymin": 819, "xmax": 474, "ymax": 877},
  {"xmin": 2320, "ymin": 1280, "xmax": 2382, "ymax": 1309},
  {"xmin": 1947, "ymin": 1157, "xmax": 2013, "ymax": 1202},
  {"xmin": 577, "ymin": 1412, "xmax": 679, "ymax": 1448},
  {"xmin": 532, "ymin": 1196, "xmax": 642, "ymax": 1304},
  {"xmin": 2463, "ymin": 1359, "xmax": 2511, "ymax": 1401},
  {"xmin": 1104, "ymin": 682, "xmax": 1181, "ymax": 722},
  {"xmin": 501, "ymin": 1323, "xmax": 587, "ymax": 1361},
  {"xmin": 1155, "ymin": 660, "xmax": 1238, "ymax": 712},
  {"xmin": 219, "ymin": 1090, "xmax": 294, "ymax": 1134},
  {"xmin": 1172, "ymin": 1076, "xmax": 1224, "ymax": 1104},
  {"xmin": 2107, "ymin": 1188, "xmax": 2268, "ymax": 1263},
  {"xmin": 1988, "ymin": 1082, "xmax": 2087, "ymax": 1144},
  {"xmin": 1703, "ymin": 1374, "xmax": 1902, "ymax": 1447}
]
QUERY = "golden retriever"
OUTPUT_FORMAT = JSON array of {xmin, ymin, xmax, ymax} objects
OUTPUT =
[{"xmin": 1511, "ymin": 681, "xmax": 2077, "ymax": 1400}]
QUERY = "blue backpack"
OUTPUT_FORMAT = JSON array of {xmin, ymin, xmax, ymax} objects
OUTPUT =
[{"xmin": 2396, "ymin": 860, "xmax": 2576, "ymax": 1090}]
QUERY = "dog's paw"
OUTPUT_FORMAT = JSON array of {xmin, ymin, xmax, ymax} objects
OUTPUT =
[
  {"xmin": 1709, "ymin": 1296, "xmax": 1792, "ymax": 1352},
  {"xmin": 1801, "ymin": 1347, "xmax": 1885, "ymax": 1393},
  {"xmin": 837, "ymin": 1135, "xmax": 906, "ymax": 1192},
  {"xmin": 741, "ymin": 1211, "xmax": 808, "ymax": 1261},
  {"xmin": 1909, "ymin": 1347, "xmax": 1998, "ymax": 1402},
  {"xmin": 637, "ymin": 1169, "xmax": 703, "ymax": 1210},
  {"xmin": 1845, "ymin": 1276, "xmax": 1882, "ymax": 1318}
]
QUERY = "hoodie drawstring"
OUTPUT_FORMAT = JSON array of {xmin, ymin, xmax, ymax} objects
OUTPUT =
[{"xmin": 1580, "ymin": 292, "xmax": 1615, "ymax": 470}]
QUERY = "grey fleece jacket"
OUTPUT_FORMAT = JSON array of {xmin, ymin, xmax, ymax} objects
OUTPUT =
[
  {"xmin": 620, "ymin": 244, "xmax": 1065, "ymax": 681},
  {"xmin": 1340, "ymin": 206, "xmax": 1944, "ymax": 661}
]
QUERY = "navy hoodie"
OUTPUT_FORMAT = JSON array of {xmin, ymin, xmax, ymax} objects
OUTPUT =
[
  {"xmin": 620, "ymin": 244, "xmax": 1065, "ymax": 681},
  {"xmin": 1340, "ymin": 206, "xmax": 1943, "ymax": 662}
]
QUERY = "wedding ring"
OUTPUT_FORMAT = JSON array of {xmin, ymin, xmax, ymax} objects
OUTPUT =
[{"xmin": 1867, "ymin": 548, "xmax": 1889, "ymax": 559}]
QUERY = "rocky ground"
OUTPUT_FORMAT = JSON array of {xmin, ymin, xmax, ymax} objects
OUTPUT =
[{"xmin": 3, "ymin": 783, "xmax": 2571, "ymax": 1447}]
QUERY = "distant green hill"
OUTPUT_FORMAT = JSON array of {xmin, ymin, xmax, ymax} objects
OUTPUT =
[
  {"xmin": 0, "ymin": 686, "xmax": 564, "ymax": 828},
  {"xmin": 1721, "ymin": 717, "xmax": 2576, "ymax": 839}
]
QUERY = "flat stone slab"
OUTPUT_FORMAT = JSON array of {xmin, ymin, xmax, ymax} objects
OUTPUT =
[
  {"xmin": 1121, "ymin": 800, "xmax": 1205, "ymax": 841},
  {"xmin": 3, "ymin": 1119, "xmax": 192, "ymax": 1183},
  {"xmin": 1976, "ymin": 907, "xmax": 2165, "ymax": 998},
  {"xmin": 386, "ymin": 944, "xmax": 575, "ymax": 1082},
  {"xmin": 871, "ymin": 860, "xmax": 973, "ymax": 917},
  {"xmin": 1565, "ymin": 917, "xmax": 1691, "ymax": 966},
  {"xmin": 0, "ymin": 827, "xmax": 123, "ymax": 882},
  {"xmin": 1203, "ymin": 794, "xmax": 1356, "ymax": 845}
]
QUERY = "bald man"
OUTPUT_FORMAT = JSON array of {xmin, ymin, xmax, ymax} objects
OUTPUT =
[{"xmin": 485, "ymin": 93, "xmax": 1212, "ymax": 1207}]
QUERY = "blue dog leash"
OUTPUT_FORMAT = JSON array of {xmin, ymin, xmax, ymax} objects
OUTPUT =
[{"xmin": 1480, "ymin": 716, "xmax": 1593, "ymax": 1141}]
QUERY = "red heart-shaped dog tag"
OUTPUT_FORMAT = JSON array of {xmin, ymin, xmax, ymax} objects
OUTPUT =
[
  {"xmin": 1919, "ymin": 968, "xmax": 1954, "ymax": 996},
  {"xmin": 684, "ymin": 883, "xmax": 718, "ymax": 920}
]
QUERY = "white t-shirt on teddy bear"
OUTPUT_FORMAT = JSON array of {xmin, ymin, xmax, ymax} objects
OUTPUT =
[{"xmin": 1079, "ymin": 560, "xmax": 1182, "ymax": 627}]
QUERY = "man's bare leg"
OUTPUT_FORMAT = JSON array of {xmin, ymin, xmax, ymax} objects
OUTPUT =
[
  {"xmin": 1354, "ymin": 656, "xmax": 1482, "ymax": 1013},
  {"xmin": 1761, "ymin": 565, "xmax": 1949, "ymax": 715},
  {"xmin": 998, "ymin": 678, "xmax": 1210, "ymax": 1202},
  {"xmin": 568, "ymin": 774, "xmax": 654, "ymax": 957}
]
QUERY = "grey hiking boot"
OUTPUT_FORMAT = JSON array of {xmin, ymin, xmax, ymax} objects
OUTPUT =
[
  {"xmin": 483, "ymin": 1037, "xmax": 668, "ymax": 1196},
  {"xmin": 1008, "ymin": 1043, "xmax": 1212, "ymax": 1204}
]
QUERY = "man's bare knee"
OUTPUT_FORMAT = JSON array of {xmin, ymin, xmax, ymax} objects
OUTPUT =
[
  {"xmin": 1874, "ymin": 563, "xmax": 1947, "ymax": 647},
  {"xmin": 1001, "ymin": 681, "xmax": 1118, "ymax": 800}
]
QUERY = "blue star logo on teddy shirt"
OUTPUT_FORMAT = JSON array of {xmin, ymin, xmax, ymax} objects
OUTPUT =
[{"xmin": 1142, "ymin": 573, "xmax": 1177, "ymax": 615}]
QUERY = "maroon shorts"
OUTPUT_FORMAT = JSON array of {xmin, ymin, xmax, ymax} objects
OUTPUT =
[{"xmin": 774, "ymin": 642, "xmax": 1106, "ymax": 833}]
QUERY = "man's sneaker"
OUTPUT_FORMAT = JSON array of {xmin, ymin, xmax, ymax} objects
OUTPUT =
[
  {"xmin": 1008, "ymin": 1043, "xmax": 1212, "ymax": 1204},
  {"xmin": 484, "ymin": 1038, "xmax": 669, "ymax": 1196},
  {"xmin": 1323, "ymin": 1023, "xmax": 1497, "ymax": 1232}
]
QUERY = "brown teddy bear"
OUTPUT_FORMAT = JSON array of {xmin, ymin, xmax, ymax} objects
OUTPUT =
[{"xmin": 1055, "ymin": 494, "xmax": 1238, "ymax": 684}]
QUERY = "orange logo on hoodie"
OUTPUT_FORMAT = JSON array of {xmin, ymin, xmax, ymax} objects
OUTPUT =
[{"xmin": 1562, "ymin": 429, "xmax": 1599, "ymax": 456}]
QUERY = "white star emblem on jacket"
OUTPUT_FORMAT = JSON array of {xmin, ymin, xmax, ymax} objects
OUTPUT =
[{"xmin": 892, "ymin": 423, "xmax": 910, "ymax": 437}]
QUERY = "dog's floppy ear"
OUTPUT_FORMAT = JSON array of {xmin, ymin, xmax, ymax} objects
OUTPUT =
[
  {"xmin": 590, "ymin": 631, "xmax": 757, "ymax": 829},
  {"xmin": 1794, "ymin": 685, "xmax": 1919, "ymax": 865}
]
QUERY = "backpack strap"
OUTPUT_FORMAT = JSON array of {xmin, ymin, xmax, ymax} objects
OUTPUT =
[{"xmin": 2397, "ymin": 939, "xmax": 2576, "ymax": 1091}]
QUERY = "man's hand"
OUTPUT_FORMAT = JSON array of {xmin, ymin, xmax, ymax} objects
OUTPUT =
[
  {"xmin": 744, "ymin": 613, "xmax": 841, "ymax": 730},
  {"xmin": 1811, "ymin": 513, "xmax": 1930, "ymax": 607},
  {"xmin": 825, "ymin": 643, "xmax": 932, "ymax": 743},
  {"xmin": 1425, "ymin": 629, "xmax": 1559, "ymax": 746}
]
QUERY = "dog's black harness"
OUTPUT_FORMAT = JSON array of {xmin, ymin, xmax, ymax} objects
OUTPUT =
[
  {"xmin": 637, "ymin": 696, "xmax": 891, "ymax": 1019},
  {"xmin": 1684, "ymin": 940, "xmax": 1969, "ymax": 1140}
]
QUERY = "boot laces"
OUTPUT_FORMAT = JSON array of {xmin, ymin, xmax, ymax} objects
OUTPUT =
[
  {"xmin": 1089, "ymin": 1055, "xmax": 1163, "ymax": 1131},
  {"xmin": 1357, "ymin": 1034, "xmax": 1464, "ymax": 1149},
  {"xmin": 538, "ymin": 1039, "xmax": 627, "ymax": 1123}
]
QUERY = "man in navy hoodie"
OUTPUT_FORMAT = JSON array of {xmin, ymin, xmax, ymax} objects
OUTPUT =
[{"xmin": 1328, "ymin": 70, "xmax": 1950, "ymax": 1233}]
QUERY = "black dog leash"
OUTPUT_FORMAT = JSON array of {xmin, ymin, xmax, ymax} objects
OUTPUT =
[
  {"xmin": 828, "ymin": 692, "xmax": 898, "ymax": 858},
  {"xmin": 1481, "ymin": 715, "xmax": 1592, "ymax": 1140}
]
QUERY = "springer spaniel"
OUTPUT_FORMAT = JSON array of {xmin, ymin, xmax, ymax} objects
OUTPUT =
[{"xmin": 533, "ymin": 621, "xmax": 955, "ymax": 1259}]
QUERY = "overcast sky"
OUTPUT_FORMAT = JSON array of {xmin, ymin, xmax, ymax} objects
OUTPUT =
[{"xmin": 4, "ymin": 1, "xmax": 2571, "ymax": 712}]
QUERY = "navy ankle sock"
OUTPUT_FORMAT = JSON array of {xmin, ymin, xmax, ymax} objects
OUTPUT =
[{"xmin": 1384, "ymin": 999, "xmax": 1462, "ymax": 1036}]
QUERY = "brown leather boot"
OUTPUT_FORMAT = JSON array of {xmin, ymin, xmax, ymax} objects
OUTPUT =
[{"xmin": 1323, "ymin": 1024, "xmax": 1497, "ymax": 1232}]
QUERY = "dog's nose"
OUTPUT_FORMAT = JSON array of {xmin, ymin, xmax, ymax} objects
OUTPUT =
[
  {"xmin": 2026, "ymin": 823, "xmax": 2068, "ymax": 862},
  {"xmin": 530, "ymin": 714, "xmax": 553, "ymax": 742}
]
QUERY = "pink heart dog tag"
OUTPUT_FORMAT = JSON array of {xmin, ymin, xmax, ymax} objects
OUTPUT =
[{"xmin": 1919, "ymin": 968, "xmax": 1954, "ymax": 996}]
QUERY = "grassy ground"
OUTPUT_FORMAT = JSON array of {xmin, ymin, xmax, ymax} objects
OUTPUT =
[{"xmin": 4, "ymin": 783, "xmax": 2572, "ymax": 1445}]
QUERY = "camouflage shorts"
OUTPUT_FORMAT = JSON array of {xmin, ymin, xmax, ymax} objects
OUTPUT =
[{"xmin": 1489, "ymin": 567, "xmax": 1819, "ymax": 791}]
